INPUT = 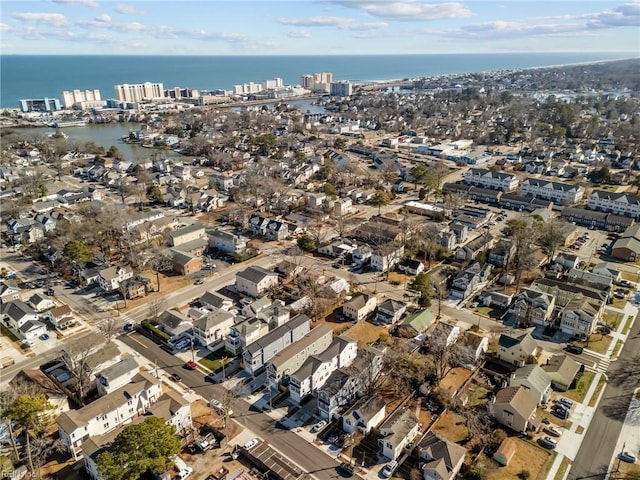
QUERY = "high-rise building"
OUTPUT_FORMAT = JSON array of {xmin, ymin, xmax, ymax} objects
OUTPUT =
[
  {"xmin": 262, "ymin": 78, "xmax": 284, "ymax": 90},
  {"xmin": 330, "ymin": 81, "xmax": 352, "ymax": 97},
  {"xmin": 233, "ymin": 82, "xmax": 262, "ymax": 95},
  {"xmin": 300, "ymin": 72, "xmax": 333, "ymax": 93},
  {"xmin": 114, "ymin": 82, "xmax": 165, "ymax": 102},
  {"xmin": 62, "ymin": 89, "xmax": 102, "ymax": 108},
  {"xmin": 164, "ymin": 87, "xmax": 200, "ymax": 99}
]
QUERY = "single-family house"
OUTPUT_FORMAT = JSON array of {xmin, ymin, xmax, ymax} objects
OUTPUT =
[
  {"xmin": 431, "ymin": 321, "xmax": 460, "ymax": 347},
  {"xmin": 45, "ymin": 304, "xmax": 76, "ymax": 329},
  {"xmin": 97, "ymin": 265, "xmax": 134, "ymax": 292},
  {"xmin": 169, "ymin": 248, "xmax": 202, "ymax": 276},
  {"xmin": 225, "ymin": 317, "xmax": 270, "ymax": 356},
  {"xmin": 477, "ymin": 290, "xmax": 512, "ymax": 309},
  {"xmin": 370, "ymin": 244, "xmax": 405, "ymax": 272},
  {"xmin": 450, "ymin": 262, "xmax": 492, "ymax": 300},
  {"xmin": 496, "ymin": 329, "xmax": 538, "ymax": 367},
  {"xmin": 241, "ymin": 297, "xmax": 274, "ymax": 318},
  {"xmin": 10, "ymin": 369, "xmax": 70, "ymax": 416},
  {"xmin": 27, "ymin": 293, "xmax": 56, "ymax": 312},
  {"xmin": 168, "ymin": 223, "xmax": 206, "ymax": 247},
  {"xmin": 193, "ymin": 309, "xmax": 235, "ymax": 349},
  {"xmin": 1, "ymin": 299, "xmax": 46, "ymax": 340},
  {"xmin": 236, "ymin": 266, "xmax": 279, "ymax": 298},
  {"xmin": 559, "ymin": 296, "xmax": 604, "ymax": 338},
  {"xmin": 199, "ymin": 290, "xmax": 234, "ymax": 311},
  {"xmin": 342, "ymin": 394, "xmax": 386, "ymax": 434},
  {"xmin": 460, "ymin": 331, "xmax": 489, "ymax": 363},
  {"xmin": 0, "ymin": 282, "xmax": 21, "ymax": 304},
  {"xmin": 343, "ymin": 293, "xmax": 377, "ymax": 321},
  {"xmin": 398, "ymin": 259, "xmax": 425, "ymax": 276},
  {"xmin": 489, "ymin": 385, "xmax": 539, "ymax": 433},
  {"xmin": 399, "ymin": 310, "xmax": 435, "ymax": 337},
  {"xmin": 378, "ymin": 408, "xmax": 420, "ymax": 460},
  {"xmin": 158, "ymin": 310, "xmax": 192, "ymax": 338},
  {"xmin": 554, "ymin": 253, "xmax": 580, "ymax": 271},
  {"xmin": 374, "ymin": 299, "xmax": 407, "ymax": 325},
  {"xmin": 418, "ymin": 432, "xmax": 467, "ymax": 480},
  {"xmin": 591, "ymin": 262, "xmax": 621, "ymax": 283},
  {"xmin": 488, "ymin": 239, "xmax": 515, "ymax": 268},
  {"xmin": 510, "ymin": 288, "xmax": 555, "ymax": 328},
  {"xmin": 510, "ymin": 364, "xmax": 552, "ymax": 404},
  {"xmin": 542, "ymin": 354, "xmax": 581, "ymax": 392},
  {"xmin": 208, "ymin": 229, "xmax": 247, "ymax": 254},
  {"xmin": 145, "ymin": 390, "xmax": 193, "ymax": 435}
]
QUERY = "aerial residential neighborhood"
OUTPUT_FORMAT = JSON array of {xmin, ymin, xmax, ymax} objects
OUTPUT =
[{"xmin": 0, "ymin": 54, "xmax": 639, "ymax": 480}]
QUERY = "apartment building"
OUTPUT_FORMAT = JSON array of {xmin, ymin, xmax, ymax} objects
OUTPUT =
[
  {"xmin": 61, "ymin": 89, "xmax": 106, "ymax": 110},
  {"xmin": 265, "ymin": 324, "xmax": 334, "ymax": 388},
  {"xmin": 56, "ymin": 371, "xmax": 162, "ymax": 460},
  {"xmin": 520, "ymin": 178, "xmax": 585, "ymax": 204},
  {"xmin": 464, "ymin": 168, "xmax": 519, "ymax": 192},
  {"xmin": 114, "ymin": 82, "xmax": 164, "ymax": 102},
  {"xmin": 289, "ymin": 335, "xmax": 357, "ymax": 404},
  {"xmin": 587, "ymin": 190, "xmax": 640, "ymax": 218},
  {"xmin": 242, "ymin": 314, "xmax": 311, "ymax": 375}
]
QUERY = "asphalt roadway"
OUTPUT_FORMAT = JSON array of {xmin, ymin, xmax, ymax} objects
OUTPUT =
[
  {"xmin": 567, "ymin": 309, "xmax": 640, "ymax": 480},
  {"xmin": 120, "ymin": 331, "xmax": 352, "ymax": 480}
]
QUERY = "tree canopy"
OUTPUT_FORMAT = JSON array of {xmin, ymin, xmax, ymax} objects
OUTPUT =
[
  {"xmin": 96, "ymin": 416, "xmax": 181, "ymax": 480},
  {"xmin": 409, "ymin": 272, "xmax": 434, "ymax": 307},
  {"xmin": 63, "ymin": 240, "xmax": 92, "ymax": 264}
]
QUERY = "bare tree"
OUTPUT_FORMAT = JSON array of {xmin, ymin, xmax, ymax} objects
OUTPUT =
[
  {"xmin": 97, "ymin": 317, "xmax": 119, "ymax": 343},
  {"xmin": 419, "ymin": 224, "xmax": 441, "ymax": 268},
  {"xmin": 60, "ymin": 333, "xmax": 105, "ymax": 405},
  {"xmin": 148, "ymin": 298, "xmax": 166, "ymax": 323},
  {"xmin": 537, "ymin": 218, "xmax": 564, "ymax": 266},
  {"xmin": 146, "ymin": 247, "xmax": 174, "ymax": 293}
]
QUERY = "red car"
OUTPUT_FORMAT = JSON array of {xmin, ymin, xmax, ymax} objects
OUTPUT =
[{"xmin": 185, "ymin": 360, "xmax": 198, "ymax": 370}]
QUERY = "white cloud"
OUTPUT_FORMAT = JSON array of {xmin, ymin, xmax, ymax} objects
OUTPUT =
[
  {"xmin": 345, "ymin": 22, "xmax": 387, "ymax": 31},
  {"xmin": 285, "ymin": 29, "xmax": 311, "ymax": 38},
  {"xmin": 0, "ymin": 23, "xmax": 13, "ymax": 32},
  {"xmin": 114, "ymin": 3, "xmax": 138, "ymax": 15},
  {"xmin": 276, "ymin": 16, "xmax": 352, "ymax": 28},
  {"xmin": 153, "ymin": 26, "xmax": 249, "ymax": 45},
  {"xmin": 587, "ymin": 2, "xmax": 640, "ymax": 29},
  {"xmin": 437, "ymin": 20, "xmax": 586, "ymax": 40},
  {"xmin": 52, "ymin": 0, "xmax": 99, "ymax": 8},
  {"xmin": 95, "ymin": 13, "xmax": 111, "ymax": 23},
  {"xmin": 329, "ymin": 1, "xmax": 474, "ymax": 21},
  {"xmin": 11, "ymin": 13, "xmax": 68, "ymax": 27}
]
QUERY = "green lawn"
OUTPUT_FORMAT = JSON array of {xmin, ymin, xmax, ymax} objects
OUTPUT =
[
  {"xmin": 588, "ymin": 376, "xmax": 607, "ymax": 407},
  {"xmin": 0, "ymin": 324, "xmax": 20, "ymax": 343},
  {"xmin": 564, "ymin": 371, "xmax": 596, "ymax": 404},
  {"xmin": 199, "ymin": 350, "xmax": 233, "ymax": 372}
]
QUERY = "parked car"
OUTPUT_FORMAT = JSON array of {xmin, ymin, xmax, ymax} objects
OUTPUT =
[
  {"xmin": 556, "ymin": 398, "xmax": 573, "ymax": 408},
  {"xmin": 544, "ymin": 426, "xmax": 562, "ymax": 437},
  {"xmin": 169, "ymin": 373, "xmax": 182, "ymax": 382},
  {"xmin": 195, "ymin": 278, "xmax": 204, "ymax": 285},
  {"xmin": 176, "ymin": 467, "xmax": 193, "ymax": 480},
  {"xmin": 618, "ymin": 452, "xmax": 637, "ymax": 463},
  {"xmin": 185, "ymin": 360, "xmax": 198, "ymax": 370},
  {"xmin": 311, "ymin": 420, "xmax": 327, "ymax": 433},
  {"xmin": 619, "ymin": 280, "xmax": 634, "ymax": 288},
  {"xmin": 565, "ymin": 344, "xmax": 584, "ymax": 354},
  {"xmin": 336, "ymin": 463, "xmax": 354, "ymax": 477},
  {"xmin": 381, "ymin": 460, "xmax": 398, "ymax": 478},
  {"xmin": 39, "ymin": 333, "xmax": 50, "ymax": 341},
  {"xmin": 243, "ymin": 438, "xmax": 259, "ymax": 450},
  {"xmin": 552, "ymin": 408, "xmax": 569, "ymax": 420},
  {"xmin": 538, "ymin": 437, "xmax": 557, "ymax": 449}
]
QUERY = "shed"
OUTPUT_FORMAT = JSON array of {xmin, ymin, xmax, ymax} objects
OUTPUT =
[{"xmin": 493, "ymin": 437, "xmax": 517, "ymax": 466}]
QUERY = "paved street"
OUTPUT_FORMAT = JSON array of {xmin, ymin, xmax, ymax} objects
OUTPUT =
[
  {"xmin": 567, "ymin": 308, "xmax": 640, "ymax": 480},
  {"xmin": 119, "ymin": 331, "xmax": 350, "ymax": 480}
]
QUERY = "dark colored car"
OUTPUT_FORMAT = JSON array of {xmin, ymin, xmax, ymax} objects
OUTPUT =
[
  {"xmin": 565, "ymin": 344, "xmax": 584, "ymax": 354},
  {"xmin": 336, "ymin": 463, "xmax": 354, "ymax": 477},
  {"xmin": 170, "ymin": 373, "xmax": 182, "ymax": 382}
]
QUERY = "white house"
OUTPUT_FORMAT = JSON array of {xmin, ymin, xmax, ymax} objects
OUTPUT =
[
  {"xmin": 520, "ymin": 178, "xmax": 585, "ymax": 204},
  {"xmin": 464, "ymin": 168, "xmax": 519, "ymax": 192},
  {"xmin": 95, "ymin": 356, "xmax": 140, "ymax": 397},
  {"xmin": 236, "ymin": 266, "xmax": 279, "ymax": 298},
  {"xmin": 27, "ymin": 293, "xmax": 56, "ymax": 312},
  {"xmin": 1, "ymin": 300, "xmax": 46, "ymax": 340},
  {"xmin": 370, "ymin": 244, "xmax": 405, "ymax": 272},
  {"xmin": 378, "ymin": 408, "xmax": 420, "ymax": 460},
  {"xmin": 431, "ymin": 321, "xmax": 460, "ymax": 347},
  {"xmin": 375, "ymin": 299, "xmax": 407, "ymax": 325},
  {"xmin": 343, "ymin": 293, "xmax": 377, "ymax": 321},
  {"xmin": 97, "ymin": 265, "xmax": 134, "ymax": 292},
  {"xmin": 587, "ymin": 190, "xmax": 640, "ymax": 218},
  {"xmin": 193, "ymin": 309, "xmax": 235, "ymax": 349},
  {"xmin": 289, "ymin": 335, "xmax": 358, "ymax": 404},
  {"xmin": 209, "ymin": 229, "xmax": 247, "ymax": 254},
  {"xmin": 45, "ymin": 304, "xmax": 76, "ymax": 329},
  {"xmin": 342, "ymin": 394, "xmax": 386, "ymax": 434},
  {"xmin": 56, "ymin": 371, "xmax": 162, "ymax": 460}
]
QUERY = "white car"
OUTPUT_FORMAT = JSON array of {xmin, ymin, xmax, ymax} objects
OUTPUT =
[
  {"xmin": 311, "ymin": 420, "xmax": 327, "ymax": 433},
  {"xmin": 177, "ymin": 467, "xmax": 193, "ymax": 480},
  {"xmin": 381, "ymin": 460, "xmax": 398, "ymax": 478},
  {"xmin": 244, "ymin": 438, "xmax": 259, "ymax": 450}
]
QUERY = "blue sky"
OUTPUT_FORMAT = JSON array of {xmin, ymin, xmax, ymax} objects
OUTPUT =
[{"xmin": 1, "ymin": 1, "xmax": 639, "ymax": 55}]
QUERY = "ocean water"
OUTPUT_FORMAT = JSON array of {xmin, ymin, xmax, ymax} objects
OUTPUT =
[{"xmin": 0, "ymin": 53, "xmax": 629, "ymax": 109}]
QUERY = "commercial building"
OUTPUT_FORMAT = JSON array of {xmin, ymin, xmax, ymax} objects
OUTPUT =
[
  {"xmin": 114, "ymin": 82, "xmax": 164, "ymax": 102},
  {"xmin": 18, "ymin": 98, "xmax": 61, "ymax": 112}
]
